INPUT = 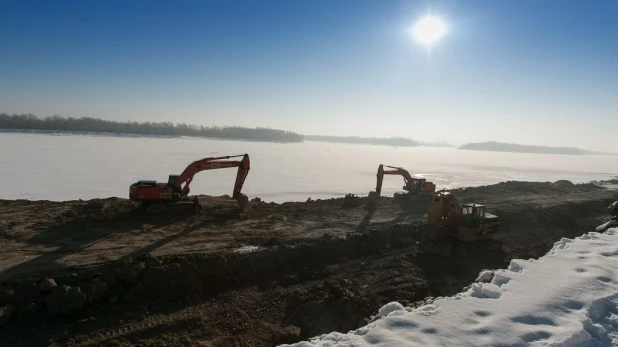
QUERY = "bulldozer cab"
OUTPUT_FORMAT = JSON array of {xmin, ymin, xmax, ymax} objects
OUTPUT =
[{"xmin": 460, "ymin": 203, "xmax": 485, "ymax": 228}]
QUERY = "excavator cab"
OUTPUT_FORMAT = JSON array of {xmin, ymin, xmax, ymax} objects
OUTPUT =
[
  {"xmin": 168, "ymin": 174, "xmax": 180, "ymax": 187},
  {"xmin": 404, "ymin": 178, "xmax": 425, "ymax": 193},
  {"xmin": 166, "ymin": 175, "xmax": 184, "ymax": 199},
  {"xmin": 460, "ymin": 204, "xmax": 485, "ymax": 228}
]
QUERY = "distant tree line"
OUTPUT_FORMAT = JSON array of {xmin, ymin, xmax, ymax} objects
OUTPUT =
[
  {"xmin": 305, "ymin": 135, "xmax": 422, "ymax": 147},
  {"xmin": 305, "ymin": 135, "xmax": 453, "ymax": 148},
  {"xmin": 0, "ymin": 113, "xmax": 304, "ymax": 143},
  {"xmin": 459, "ymin": 141, "xmax": 592, "ymax": 155}
]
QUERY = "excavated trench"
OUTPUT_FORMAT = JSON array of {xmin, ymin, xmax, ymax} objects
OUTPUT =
[
  {"xmin": 0, "ymin": 224, "xmax": 433, "ymax": 343},
  {"xmin": 0, "ymin": 222, "xmax": 509, "ymax": 346}
]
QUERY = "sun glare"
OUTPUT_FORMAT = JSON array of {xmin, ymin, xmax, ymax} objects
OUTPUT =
[{"xmin": 411, "ymin": 15, "xmax": 446, "ymax": 46}]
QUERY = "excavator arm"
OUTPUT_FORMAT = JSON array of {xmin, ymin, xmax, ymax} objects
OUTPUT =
[
  {"xmin": 375, "ymin": 164, "xmax": 415, "ymax": 196},
  {"xmin": 376, "ymin": 164, "xmax": 413, "ymax": 195},
  {"xmin": 175, "ymin": 154, "xmax": 251, "ymax": 199}
]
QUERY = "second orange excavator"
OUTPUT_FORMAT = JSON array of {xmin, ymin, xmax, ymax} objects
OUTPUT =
[
  {"xmin": 129, "ymin": 154, "xmax": 250, "ymax": 214},
  {"xmin": 367, "ymin": 164, "xmax": 436, "ymax": 207}
]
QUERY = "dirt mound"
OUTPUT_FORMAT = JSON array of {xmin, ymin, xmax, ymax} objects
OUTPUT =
[
  {"xmin": 285, "ymin": 281, "xmax": 368, "ymax": 339},
  {"xmin": 453, "ymin": 180, "xmax": 600, "ymax": 200},
  {"xmin": 552, "ymin": 180, "xmax": 575, "ymax": 188}
]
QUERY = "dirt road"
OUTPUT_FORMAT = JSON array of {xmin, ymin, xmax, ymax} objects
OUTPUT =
[{"xmin": 0, "ymin": 181, "xmax": 616, "ymax": 346}]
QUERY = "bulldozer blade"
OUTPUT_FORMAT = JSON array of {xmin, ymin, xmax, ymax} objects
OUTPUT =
[
  {"xmin": 422, "ymin": 240, "xmax": 454, "ymax": 257},
  {"xmin": 454, "ymin": 240, "xmax": 503, "ymax": 258}
]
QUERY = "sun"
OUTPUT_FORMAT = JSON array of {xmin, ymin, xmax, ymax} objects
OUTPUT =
[{"xmin": 411, "ymin": 15, "xmax": 446, "ymax": 46}]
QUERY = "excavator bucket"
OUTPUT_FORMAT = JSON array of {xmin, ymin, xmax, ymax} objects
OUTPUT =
[
  {"xmin": 366, "ymin": 191, "xmax": 379, "ymax": 209},
  {"xmin": 236, "ymin": 193, "xmax": 249, "ymax": 211}
]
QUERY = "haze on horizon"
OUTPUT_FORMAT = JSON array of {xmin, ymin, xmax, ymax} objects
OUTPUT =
[{"xmin": 1, "ymin": 0, "xmax": 617, "ymax": 152}]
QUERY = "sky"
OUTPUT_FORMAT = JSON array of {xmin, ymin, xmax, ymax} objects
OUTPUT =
[{"xmin": 1, "ymin": 0, "xmax": 617, "ymax": 151}]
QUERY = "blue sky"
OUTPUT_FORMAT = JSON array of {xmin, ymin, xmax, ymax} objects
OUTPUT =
[{"xmin": 1, "ymin": 0, "xmax": 617, "ymax": 150}]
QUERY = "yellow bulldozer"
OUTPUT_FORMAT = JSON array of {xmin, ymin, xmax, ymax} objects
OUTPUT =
[{"xmin": 423, "ymin": 192, "xmax": 501, "ymax": 257}]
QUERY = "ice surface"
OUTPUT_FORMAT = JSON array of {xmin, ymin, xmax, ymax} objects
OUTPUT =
[
  {"xmin": 1, "ymin": 132, "xmax": 617, "ymax": 203},
  {"xmin": 281, "ymin": 228, "xmax": 618, "ymax": 346}
]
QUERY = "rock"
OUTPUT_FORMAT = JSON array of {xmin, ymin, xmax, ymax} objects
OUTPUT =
[
  {"xmin": 553, "ymin": 180, "xmax": 575, "ymax": 189},
  {"xmin": 13, "ymin": 283, "xmax": 38, "ymax": 306},
  {"xmin": 60, "ymin": 287, "xmax": 87, "ymax": 314},
  {"xmin": 0, "ymin": 285, "xmax": 14, "ymax": 306},
  {"xmin": 38, "ymin": 278, "xmax": 57, "ymax": 293},
  {"xmin": 0, "ymin": 304, "xmax": 15, "ymax": 327},
  {"xmin": 81, "ymin": 278, "xmax": 108, "ymax": 303},
  {"xmin": 117, "ymin": 262, "xmax": 146, "ymax": 285},
  {"xmin": 278, "ymin": 325, "xmax": 301, "ymax": 343},
  {"xmin": 100, "ymin": 267, "xmax": 119, "ymax": 288},
  {"xmin": 78, "ymin": 316, "xmax": 96, "ymax": 324},
  {"xmin": 45, "ymin": 285, "xmax": 70, "ymax": 314},
  {"xmin": 18, "ymin": 303, "xmax": 37, "ymax": 319},
  {"xmin": 46, "ymin": 285, "xmax": 87, "ymax": 315},
  {"xmin": 331, "ymin": 285, "xmax": 353, "ymax": 299}
]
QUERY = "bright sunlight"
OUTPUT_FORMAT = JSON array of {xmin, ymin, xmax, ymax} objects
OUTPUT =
[{"xmin": 411, "ymin": 15, "xmax": 446, "ymax": 46}]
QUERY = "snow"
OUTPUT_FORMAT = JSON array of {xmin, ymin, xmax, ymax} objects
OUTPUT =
[
  {"xmin": 378, "ymin": 302, "xmax": 406, "ymax": 317},
  {"xmin": 281, "ymin": 228, "xmax": 618, "ymax": 347}
]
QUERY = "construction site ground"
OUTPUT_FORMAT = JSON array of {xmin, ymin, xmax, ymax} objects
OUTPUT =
[{"xmin": 0, "ymin": 181, "xmax": 616, "ymax": 346}]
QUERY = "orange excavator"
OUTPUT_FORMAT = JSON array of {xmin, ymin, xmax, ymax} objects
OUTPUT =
[
  {"xmin": 129, "ymin": 154, "xmax": 250, "ymax": 214},
  {"xmin": 368, "ymin": 164, "xmax": 436, "ymax": 207}
]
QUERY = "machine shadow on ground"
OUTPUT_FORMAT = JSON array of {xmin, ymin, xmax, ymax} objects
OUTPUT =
[{"xmin": 0, "ymin": 204, "xmax": 185, "ymax": 278}]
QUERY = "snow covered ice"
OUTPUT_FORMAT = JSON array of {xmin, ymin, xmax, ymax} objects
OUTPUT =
[{"xmin": 282, "ymin": 228, "xmax": 618, "ymax": 346}]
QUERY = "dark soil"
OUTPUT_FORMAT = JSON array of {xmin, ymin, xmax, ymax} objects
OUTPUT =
[{"xmin": 0, "ymin": 181, "xmax": 616, "ymax": 347}]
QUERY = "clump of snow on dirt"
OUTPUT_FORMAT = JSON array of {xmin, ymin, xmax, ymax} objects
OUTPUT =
[
  {"xmin": 475, "ymin": 270, "xmax": 494, "ymax": 283},
  {"xmin": 378, "ymin": 302, "xmax": 405, "ymax": 317},
  {"xmin": 281, "ymin": 228, "xmax": 618, "ymax": 347}
]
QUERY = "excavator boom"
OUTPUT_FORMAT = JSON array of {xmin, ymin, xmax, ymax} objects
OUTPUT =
[
  {"xmin": 129, "ymin": 154, "xmax": 250, "ymax": 211},
  {"xmin": 174, "ymin": 154, "xmax": 250, "ymax": 198},
  {"xmin": 375, "ymin": 165, "xmax": 416, "ymax": 196}
]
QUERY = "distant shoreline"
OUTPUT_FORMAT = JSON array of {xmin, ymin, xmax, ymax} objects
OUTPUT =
[
  {"xmin": 3, "ymin": 129, "xmax": 611, "ymax": 156},
  {"xmin": 458, "ymin": 141, "xmax": 611, "ymax": 156},
  {"xmin": 0, "ymin": 128, "xmax": 302, "ymax": 144},
  {"xmin": 1, "ymin": 113, "xmax": 609, "ymax": 155},
  {"xmin": 0, "ymin": 114, "xmax": 303, "ymax": 143},
  {"xmin": 304, "ymin": 135, "xmax": 452, "ymax": 148}
]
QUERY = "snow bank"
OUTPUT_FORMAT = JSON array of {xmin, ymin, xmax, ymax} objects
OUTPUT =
[{"xmin": 282, "ymin": 228, "xmax": 618, "ymax": 347}]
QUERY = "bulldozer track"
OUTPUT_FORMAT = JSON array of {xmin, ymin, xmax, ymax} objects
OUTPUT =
[{"xmin": 74, "ymin": 311, "xmax": 203, "ymax": 346}]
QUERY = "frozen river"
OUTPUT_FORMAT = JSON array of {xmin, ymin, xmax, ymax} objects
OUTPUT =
[{"xmin": 1, "ymin": 132, "xmax": 617, "ymax": 202}]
